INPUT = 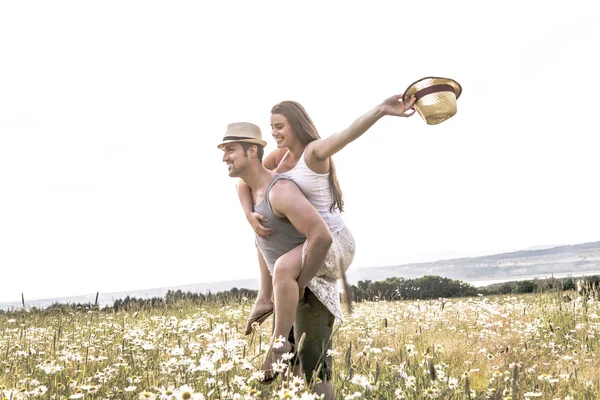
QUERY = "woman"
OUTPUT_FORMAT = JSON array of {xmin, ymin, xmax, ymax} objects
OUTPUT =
[{"xmin": 238, "ymin": 94, "xmax": 416, "ymax": 380}]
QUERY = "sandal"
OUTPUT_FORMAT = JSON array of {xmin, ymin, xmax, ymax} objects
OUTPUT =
[{"xmin": 245, "ymin": 306, "xmax": 274, "ymax": 335}]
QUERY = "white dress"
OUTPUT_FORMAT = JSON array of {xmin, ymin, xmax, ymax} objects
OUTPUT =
[{"xmin": 278, "ymin": 149, "xmax": 356, "ymax": 321}]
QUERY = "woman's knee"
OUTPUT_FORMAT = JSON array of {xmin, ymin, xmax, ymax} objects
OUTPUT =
[{"xmin": 273, "ymin": 258, "xmax": 299, "ymax": 284}]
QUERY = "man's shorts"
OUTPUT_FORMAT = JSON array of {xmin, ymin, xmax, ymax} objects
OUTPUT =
[{"xmin": 293, "ymin": 287, "xmax": 335, "ymax": 383}]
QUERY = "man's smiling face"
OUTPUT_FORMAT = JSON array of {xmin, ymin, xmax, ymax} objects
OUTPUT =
[{"xmin": 221, "ymin": 142, "xmax": 249, "ymax": 178}]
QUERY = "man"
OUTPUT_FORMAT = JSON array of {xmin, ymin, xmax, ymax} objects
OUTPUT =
[{"xmin": 218, "ymin": 122, "xmax": 336, "ymax": 398}]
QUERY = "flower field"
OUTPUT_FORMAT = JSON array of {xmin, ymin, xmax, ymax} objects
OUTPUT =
[{"xmin": 1, "ymin": 291, "xmax": 600, "ymax": 399}]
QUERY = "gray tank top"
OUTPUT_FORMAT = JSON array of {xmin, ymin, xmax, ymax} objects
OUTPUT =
[{"xmin": 255, "ymin": 174, "xmax": 306, "ymax": 271}]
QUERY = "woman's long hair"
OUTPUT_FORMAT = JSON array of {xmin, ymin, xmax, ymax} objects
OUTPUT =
[
  {"xmin": 271, "ymin": 101, "xmax": 344, "ymax": 213},
  {"xmin": 271, "ymin": 100, "xmax": 352, "ymax": 313}
]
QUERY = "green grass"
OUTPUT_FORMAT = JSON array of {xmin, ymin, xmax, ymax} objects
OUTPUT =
[{"xmin": 1, "ymin": 291, "xmax": 600, "ymax": 399}]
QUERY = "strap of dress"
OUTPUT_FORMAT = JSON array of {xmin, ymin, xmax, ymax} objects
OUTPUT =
[{"xmin": 276, "ymin": 150, "xmax": 290, "ymax": 170}]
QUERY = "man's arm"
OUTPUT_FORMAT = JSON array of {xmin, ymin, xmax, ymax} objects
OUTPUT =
[
  {"xmin": 270, "ymin": 180, "xmax": 333, "ymax": 289},
  {"xmin": 236, "ymin": 179, "xmax": 274, "ymax": 237}
]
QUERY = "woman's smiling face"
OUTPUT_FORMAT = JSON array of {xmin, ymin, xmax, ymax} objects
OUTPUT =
[{"xmin": 270, "ymin": 113, "xmax": 298, "ymax": 149}]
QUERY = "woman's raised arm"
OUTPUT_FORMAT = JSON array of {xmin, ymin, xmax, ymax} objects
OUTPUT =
[{"xmin": 310, "ymin": 94, "xmax": 416, "ymax": 161}]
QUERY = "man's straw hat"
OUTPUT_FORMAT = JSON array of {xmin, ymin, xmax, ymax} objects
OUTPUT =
[
  {"xmin": 403, "ymin": 77, "xmax": 462, "ymax": 125},
  {"xmin": 217, "ymin": 122, "xmax": 267, "ymax": 149}
]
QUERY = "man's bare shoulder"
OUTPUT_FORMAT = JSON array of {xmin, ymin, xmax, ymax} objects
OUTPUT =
[
  {"xmin": 269, "ymin": 177, "xmax": 301, "ymax": 199},
  {"xmin": 267, "ymin": 178, "xmax": 302, "ymax": 218}
]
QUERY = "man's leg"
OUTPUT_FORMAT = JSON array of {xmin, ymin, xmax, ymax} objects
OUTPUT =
[{"xmin": 295, "ymin": 288, "xmax": 335, "ymax": 400}]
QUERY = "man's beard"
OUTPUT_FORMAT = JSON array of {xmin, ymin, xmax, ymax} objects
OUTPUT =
[{"xmin": 228, "ymin": 162, "xmax": 247, "ymax": 178}]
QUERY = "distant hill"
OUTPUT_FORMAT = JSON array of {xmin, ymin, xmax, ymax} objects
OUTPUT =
[
  {"xmin": 2, "ymin": 241, "xmax": 599, "ymax": 310},
  {"xmin": 346, "ymin": 241, "xmax": 600, "ymax": 283}
]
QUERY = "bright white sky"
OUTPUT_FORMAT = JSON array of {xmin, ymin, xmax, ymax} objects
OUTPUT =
[{"xmin": 1, "ymin": 0, "xmax": 599, "ymax": 303}]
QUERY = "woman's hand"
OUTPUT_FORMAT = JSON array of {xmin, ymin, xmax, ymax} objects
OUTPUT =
[
  {"xmin": 379, "ymin": 94, "xmax": 417, "ymax": 117},
  {"xmin": 246, "ymin": 212, "xmax": 274, "ymax": 238}
]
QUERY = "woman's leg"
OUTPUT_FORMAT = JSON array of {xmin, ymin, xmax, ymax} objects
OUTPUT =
[
  {"xmin": 262, "ymin": 243, "xmax": 304, "ymax": 370},
  {"xmin": 246, "ymin": 247, "xmax": 275, "ymax": 334},
  {"xmin": 256, "ymin": 246, "xmax": 274, "ymax": 303}
]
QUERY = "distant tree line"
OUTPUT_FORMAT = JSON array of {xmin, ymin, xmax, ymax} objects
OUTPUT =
[
  {"xmin": 3, "ymin": 275, "xmax": 599, "ymax": 316},
  {"xmin": 485, "ymin": 275, "xmax": 600, "ymax": 296},
  {"xmin": 350, "ymin": 276, "xmax": 478, "ymax": 301},
  {"xmin": 0, "ymin": 288, "xmax": 258, "ymax": 315},
  {"xmin": 351, "ymin": 275, "xmax": 600, "ymax": 300}
]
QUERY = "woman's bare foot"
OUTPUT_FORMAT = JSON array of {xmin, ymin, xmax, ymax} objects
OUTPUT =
[
  {"xmin": 245, "ymin": 300, "xmax": 274, "ymax": 335},
  {"xmin": 260, "ymin": 337, "xmax": 294, "ymax": 383}
]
